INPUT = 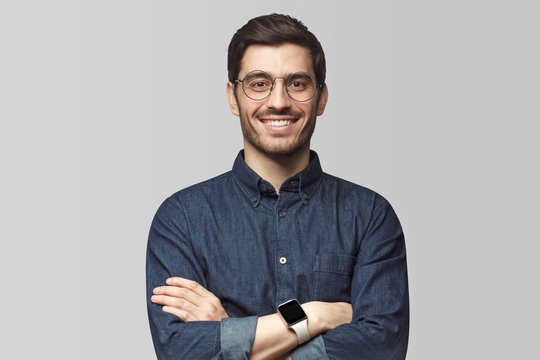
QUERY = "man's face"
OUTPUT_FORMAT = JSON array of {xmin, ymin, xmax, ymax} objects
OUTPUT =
[{"xmin": 227, "ymin": 43, "xmax": 327, "ymax": 158}]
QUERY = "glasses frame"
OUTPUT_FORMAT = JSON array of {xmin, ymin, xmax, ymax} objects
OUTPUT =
[{"xmin": 234, "ymin": 70, "xmax": 323, "ymax": 102}]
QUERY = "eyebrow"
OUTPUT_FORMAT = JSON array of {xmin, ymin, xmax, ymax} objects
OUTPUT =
[
  {"xmin": 243, "ymin": 70, "xmax": 313, "ymax": 79},
  {"xmin": 244, "ymin": 70, "xmax": 271, "ymax": 77}
]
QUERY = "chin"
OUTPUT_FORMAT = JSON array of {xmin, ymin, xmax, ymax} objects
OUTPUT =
[{"xmin": 250, "ymin": 139, "xmax": 310, "ymax": 158}]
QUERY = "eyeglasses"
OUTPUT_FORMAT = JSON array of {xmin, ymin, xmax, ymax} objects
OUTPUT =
[{"xmin": 234, "ymin": 70, "xmax": 322, "ymax": 102}]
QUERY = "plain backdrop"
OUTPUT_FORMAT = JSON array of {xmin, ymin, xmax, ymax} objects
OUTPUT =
[{"xmin": 1, "ymin": 1, "xmax": 539, "ymax": 359}]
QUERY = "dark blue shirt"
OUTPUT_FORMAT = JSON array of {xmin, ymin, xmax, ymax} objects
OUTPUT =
[{"xmin": 146, "ymin": 151, "xmax": 409, "ymax": 359}]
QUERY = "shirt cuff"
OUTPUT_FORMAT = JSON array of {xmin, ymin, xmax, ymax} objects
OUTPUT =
[
  {"xmin": 291, "ymin": 335, "xmax": 329, "ymax": 360},
  {"xmin": 220, "ymin": 316, "xmax": 258, "ymax": 360}
]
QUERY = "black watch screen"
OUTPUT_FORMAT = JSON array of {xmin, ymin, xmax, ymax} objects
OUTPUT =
[{"xmin": 278, "ymin": 299, "xmax": 307, "ymax": 325}]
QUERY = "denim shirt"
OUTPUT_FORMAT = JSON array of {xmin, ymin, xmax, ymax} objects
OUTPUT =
[{"xmin": 146, "ymin": 151, "xmax": 409, "ymax": 360}]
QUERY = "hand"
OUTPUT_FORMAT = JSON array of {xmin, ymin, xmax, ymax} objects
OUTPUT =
[
  {"xmin": 151, "ymin": 277, "xmax": 229, "ymax": 322},
  {"xmin": 274, "ymin": 355, "xmax": 292, "ymax": 360},
  {"xmin": 302, "ymin": 301, "xmax": 352, "ymax": 334}
]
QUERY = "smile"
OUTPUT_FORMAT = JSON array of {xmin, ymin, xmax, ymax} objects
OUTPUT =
[{"xmin": 264, "ymin": 120, "xmax": 292, "ymax": 127}]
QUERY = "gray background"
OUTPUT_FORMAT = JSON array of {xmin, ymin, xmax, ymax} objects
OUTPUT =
[{"xmin": 1, "ymin": 0, "xmax": 538, "ymax": 359}]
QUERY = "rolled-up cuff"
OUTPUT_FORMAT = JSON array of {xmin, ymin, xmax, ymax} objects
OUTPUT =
[
  {"xmin": 220, "ymin": 316, "xmax": 258, "ymax": 360},
  {"xmin": 291, "ymin": 335, "xmax": 329, "ymax": 360}
]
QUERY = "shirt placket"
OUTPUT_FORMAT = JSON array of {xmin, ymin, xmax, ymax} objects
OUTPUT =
[{"xmin": 274, "ymin": 190, "xmax": 297, "ymax": 304}]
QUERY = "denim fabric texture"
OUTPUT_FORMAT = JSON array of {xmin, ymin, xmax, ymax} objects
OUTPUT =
[
  {"xmin": 146, "ymin": 150, "xmax": 409, "ymax": 359},
  {"xmin": 291, "ymin": 335, "xmax": 328, "ymax": 360},
  {"xmin": 220, "ymin": 316, "xmax": 258, "ymax": 360}
]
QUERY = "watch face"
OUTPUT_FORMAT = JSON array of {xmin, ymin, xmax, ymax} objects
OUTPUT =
[{"xmin": 278, "ymin": 300, "xmax": 307, "ymax": 324}]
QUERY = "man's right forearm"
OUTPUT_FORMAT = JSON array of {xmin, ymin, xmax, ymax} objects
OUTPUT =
[{"xmin": 249, "ymin": 301, "xmax": 352, "ymax": 360}]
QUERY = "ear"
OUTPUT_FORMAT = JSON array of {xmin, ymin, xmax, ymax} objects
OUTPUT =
[
  {"xmin": 226, "ymin": 82, "xmax": 240, "ymax": 116},
  {"xmin": 316, "ymin": 84, "xmax": 328, "ymax": 116}
]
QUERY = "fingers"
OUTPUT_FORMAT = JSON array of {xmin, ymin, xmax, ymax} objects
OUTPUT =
[
  {"xmin": 165, "ymin": 277, "xmax": 214, "ymax": 297},
  {"xmin": 153, "ymin": 284, "xmax": 203, "ymax": 306},
  {"xmin": 161, "ymin": 304, "xmax": 196, "ymax": 322},
  {"xmin": 152, "ymin": 277, "xmax": 216, "ymax": 309},
  {"xmin": 151, "ymin": 293, "xmax": 226, "ymax": 321},
  {"xmin": 151, "ymin": 277, "xmax": 229, "ymax": 322},
  {"xmin": 151, "ymin": 294, "xmax": 201, "ymax": 321},
  {"xmin": 151, "ymin": 286, "xmax": 206, "ymax": 321}
]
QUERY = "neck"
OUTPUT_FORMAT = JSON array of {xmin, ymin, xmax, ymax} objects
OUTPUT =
[{"xmin": 244, "ymin": 144, "xmax": 311, "ymax": 194}]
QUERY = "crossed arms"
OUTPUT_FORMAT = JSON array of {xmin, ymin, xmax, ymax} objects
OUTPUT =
[{"xmin": 151, "ymin": 277, "xmax": 352, "ymax": 360}]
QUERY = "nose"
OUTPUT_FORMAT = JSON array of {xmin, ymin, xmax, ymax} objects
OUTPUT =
[{"xmin": 266, "ymin": 78, "xmax": 292, "ymax": 110}]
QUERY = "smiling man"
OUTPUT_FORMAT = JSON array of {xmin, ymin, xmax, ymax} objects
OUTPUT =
[{"xmin": 147, "ymin": 14, "xmax": 409, "ymax": 360}]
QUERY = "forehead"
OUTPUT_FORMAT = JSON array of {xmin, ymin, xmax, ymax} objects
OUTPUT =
[{"xmin": 239, "ymin": 43, "xmax": 314, "ymax": 77}]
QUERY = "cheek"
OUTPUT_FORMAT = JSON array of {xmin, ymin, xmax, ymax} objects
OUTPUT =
[
  {"xmin": 298, "ymin": 104, "xmax": 317, "ymax": 121},
  {"xmin": 245, "ymin": 104, "xmax": 265, "ymax": 120}
]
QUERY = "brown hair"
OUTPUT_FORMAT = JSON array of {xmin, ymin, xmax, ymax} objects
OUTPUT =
[{"xmin": 227, "ymin": 14, "xmax": 326, "ymax": 85}]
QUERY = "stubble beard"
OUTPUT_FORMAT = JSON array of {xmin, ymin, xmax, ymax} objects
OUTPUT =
[{"xmin": 239, "ymin": 109, "xmax": 317, "ymax": 159}]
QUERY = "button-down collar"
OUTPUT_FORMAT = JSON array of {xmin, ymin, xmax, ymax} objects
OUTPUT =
[{"xmin": 232, "ymin": 150, "xmax": 323, "ymax": 207}]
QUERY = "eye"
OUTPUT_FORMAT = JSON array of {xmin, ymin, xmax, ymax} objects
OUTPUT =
[
  {"xmin": 253, "ymin": 81, "xmax": 269, "ymax": 88},
  {"xmin": 247, "ymin": 78, "xmax": 272, "ymax": 92},
  {"xmin": 289, "ymin": 81, "xmax": 306, "ymax": 90},
  {"xmin": 287, "ymin": 73, "xmax": 314, "ymax": 92}
]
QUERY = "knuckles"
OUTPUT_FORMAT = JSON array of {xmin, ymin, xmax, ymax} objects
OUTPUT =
[
  {"xmin": 199, "ymin": 311, "xmax": 212, "ymax": 320},
  {"xmin": 187, "ymin": 280, "xmax": 199, "ymax": 290},
  {"xmin": 174, "ymin": 288, "xmax": 188, "ymax": 297},
  {"xmin": 173, "ymin": 298, "xmax": 187, "ymax": 308},
  {"xmin": 208, "ymin": 298, "xmax": 222, "ymax": 308}
]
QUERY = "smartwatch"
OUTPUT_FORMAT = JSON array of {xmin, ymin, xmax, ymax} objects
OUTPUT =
[{"xmin": 277, "ymin": 299, "xmax": 310, "ymax": 345}]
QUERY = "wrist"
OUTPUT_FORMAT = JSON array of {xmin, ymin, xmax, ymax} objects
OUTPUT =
[
  {"xmin": 277, "ymin": 299, "xmax": 310, "ymax": 345},
  {"xmin": 301, "ymin": 301, "xmax": 328, "ymax": 335}
]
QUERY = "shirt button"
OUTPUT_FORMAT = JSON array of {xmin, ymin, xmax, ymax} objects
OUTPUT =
[
  {"xmin": 261, "ymin": 185, "xmax": 268, "ymax": 192},
  {"xmin": 251, "ymin": 196, "xmax": 258, "ymax": 203},
  {"xmin": 279, "ymin": 257, "xmax": 287, "ymax": 264},
  {"xmin": 278, "ymin": 212, "xmax": 286, "ymax": 218}
]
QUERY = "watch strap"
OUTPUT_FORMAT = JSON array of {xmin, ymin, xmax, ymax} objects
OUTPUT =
[{"xmin": 290, "ymin": 319, "xmax": 310, "ymax": 345}]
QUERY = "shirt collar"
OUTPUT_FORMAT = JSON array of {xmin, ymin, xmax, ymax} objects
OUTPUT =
[{"xmin": 232, "ymin": 150, "xmax": 323, "ymax": 207}]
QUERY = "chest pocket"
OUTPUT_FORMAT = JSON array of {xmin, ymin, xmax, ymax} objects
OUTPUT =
[{"xmin": 313, "ymin": 254, "xmax": 356, "ymax": 302}]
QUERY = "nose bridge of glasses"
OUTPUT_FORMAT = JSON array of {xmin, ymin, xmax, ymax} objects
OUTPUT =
[
  {"xmin": 267, "ymin": 78, "xmax": 292, "ymax": 107},
  {"xmin": 271, "ymin": 76, "xmax": 289, "ymax": 94}
]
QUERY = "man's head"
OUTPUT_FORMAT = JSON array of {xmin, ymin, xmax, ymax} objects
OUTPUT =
[
  {"xmin": 226, "ymin": 14, "xmax": 328, "ymax": 159},
  {"xmin": 227, "ymin": 14, "xmax": 326, "ymax": 87}
]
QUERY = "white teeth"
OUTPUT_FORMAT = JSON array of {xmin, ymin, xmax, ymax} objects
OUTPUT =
[{"xmin": 266, "ymin": 120, "xmax": 292, "ymax": 126}]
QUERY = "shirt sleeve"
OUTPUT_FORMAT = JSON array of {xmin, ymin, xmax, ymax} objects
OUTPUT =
[
  {"xmin": 291, "ymin": 335, "xmax": 329, "ymax": 360},
  {"xmin": 320, "ymin": 195, "xmax": 410, "ymax": 359},
  {"xmin": 221, "ymin": 316, "xmax": 258, "ymax": 360},
  {"xmin": 146, "ymin": 196, "xmax": 258, "ymax": 360},
  {"xmin": 292, "ymin": 195, "xmax": 408, "ymax": 360}
]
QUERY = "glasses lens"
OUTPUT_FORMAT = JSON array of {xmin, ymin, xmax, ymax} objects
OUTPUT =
[
  {"xmin": 242, "ymin": 71, "xmax": 273, "ymax": 100},
  {"xmin": 286, "ymin": 73, "xmax": 316, "ymax": 102}
]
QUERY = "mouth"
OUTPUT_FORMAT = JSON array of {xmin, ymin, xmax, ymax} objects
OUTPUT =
[
  {"xmin": 262, "ymin": 119, "xmax": 293, "ymax": 127},
  {"xmin": 259, "ymin": 118, "xmax": 299, "ymax": 129}
]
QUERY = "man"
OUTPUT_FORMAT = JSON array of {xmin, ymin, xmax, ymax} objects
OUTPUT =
[{"xmin": 147, "ymin": 14, "xmax": 409, "ymax": 360}]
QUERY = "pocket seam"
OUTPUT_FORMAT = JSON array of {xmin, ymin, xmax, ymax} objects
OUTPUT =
[{"xmin": 314, "ymin": 253, "xmax": 356, "ymax": 275}]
